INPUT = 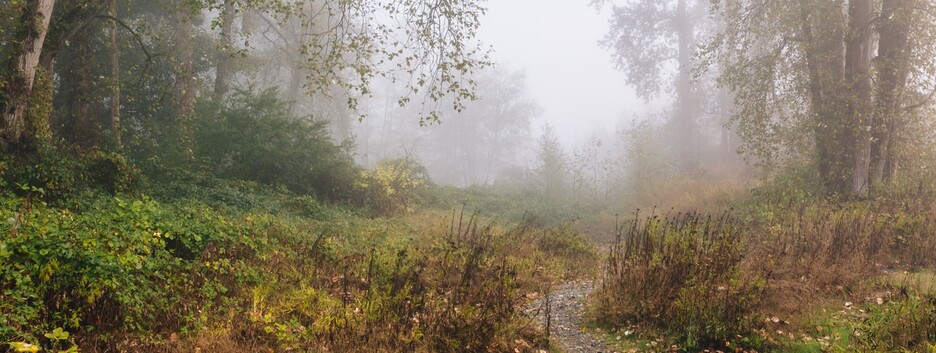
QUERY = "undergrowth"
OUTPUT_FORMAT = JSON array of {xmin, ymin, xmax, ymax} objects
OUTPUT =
[
  {"xmin": 590, "ymin": 175, "xmax": 936, "ymax": 352},
  {"xmin": 0, "ymin": 176, "xmax": 598, "ymax": 352},
  {"xmin": 591, "ymin": 210, "xmax": 765, "ymax": 351}
]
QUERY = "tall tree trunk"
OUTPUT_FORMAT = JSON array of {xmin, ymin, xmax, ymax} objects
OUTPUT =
[
  {"xmin": 1, "ymin": 0, "xmax": 56, "ymax": 150},
  {"xmin": 110, "ymin": 0, "xmax": 121, "ymax": 148},
  {"xmin": 175, "ymin": 4, "xmax": 195, "ymax": 159},
  {"xmin": 674, "ymin": 0, "xmax": 697, "ymax": 171},
  {"xmin": 287, "ymin": 62, "xmax": 304, "ymax": 117},
  {"xmin": 72, "ymin": 39, "xmax": 94, "ymax": 147},
  {"xmin": 870, "ymin": 0, "xmax": 913, "ymax": 185},
  {"xmin": 846, "ymin": 0, "xmax": 874, "ymax": 196},
  {"xmin": 799, "ymin": 0, "xmax": 848, "ymax": 193},
  {"xmin": 718, "ymin": 84, "xmax": 740, "ymax": 159},
  {"xmin": 214, "ymin": 0, "xmax": 236, "ymax": 97}
]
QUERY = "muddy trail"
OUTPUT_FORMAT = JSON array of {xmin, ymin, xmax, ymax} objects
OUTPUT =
[{"xmin": 529, "ymin": 281, "xmax": 615, "ymax": 353}]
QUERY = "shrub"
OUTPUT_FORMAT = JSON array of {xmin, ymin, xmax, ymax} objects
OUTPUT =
[
  {"xmin": 239, "ymin": 213, "xmax": 597, "ymax": 353},
  {"xmin": 0, "ymin": 192, "xmax": 262, "ymax": 348},
  {"xmin": 195, "ymin": 88, "xmax": 358, "ymax": 200},
  {"xmin": 1, "ymin": 150, "xmax": 83, "ymax": 202},
  {"xmin": 742, "ymin": 200, "xmax": 936, "ymax": 319},
  {"xmin": 1, "ymin": 148, "xmax": 140, "ymax": 204},
  {"xmin": 356, "ymin": 159, "xmax": 431, "ymax": 216},
  {"xmin": 591, "ymin": 210, "xmax": 765, "ymax": 351}
]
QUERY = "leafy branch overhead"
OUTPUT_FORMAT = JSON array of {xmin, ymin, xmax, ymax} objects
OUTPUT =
[{"xmin": 273, "ymin": 0, "xmax": 492, "ymax": 124}]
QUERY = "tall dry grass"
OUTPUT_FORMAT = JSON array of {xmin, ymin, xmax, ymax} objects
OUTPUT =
[{"xmin": 590, "ymin": 198, "xmax": 936, "ymax": 351}]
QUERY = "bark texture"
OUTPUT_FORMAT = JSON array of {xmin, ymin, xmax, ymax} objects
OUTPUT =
[{"xmin": 1, "ymin": 0, "xmax": 56, "ymax": 149}]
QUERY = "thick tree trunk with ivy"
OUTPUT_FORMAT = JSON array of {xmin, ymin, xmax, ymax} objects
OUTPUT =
[
  {"xmin": 870, "ymin": 0, "xmax": 913, "ymax": 186},
  {"xmin": 846, "ymin": 0, "xmax": 874, "ymax": 196},
  {"xmin": 1, "ymin": 0, "xmax": 55, "ymax": 150}
]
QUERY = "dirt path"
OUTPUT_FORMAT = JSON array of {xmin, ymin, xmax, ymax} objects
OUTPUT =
[{"xmin": 530, "ymin": 280, "xmax": 614, "ymax": 353}]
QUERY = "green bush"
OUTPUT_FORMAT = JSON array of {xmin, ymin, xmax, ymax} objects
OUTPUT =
[
  {"xmin": 244, "ymin": 213, "xmax": 597, "ymax": 352},
  {"xmin": 1, "ymin": 150, "xmax": 83, "ymax": 202},
  {"xmin": 355, "ymin": 159, "xmax": 432, "ymax": 216},
  {"xmin": 1, "ymin": 148, "xmax": 140, "ymax": 204},
  {"xmin": 0, "ymin": 192, "xmax": 262, "ymax": 346},
  {"xmin": 195, "ymin": 88, "xmax": 358, "ymax": 201}
]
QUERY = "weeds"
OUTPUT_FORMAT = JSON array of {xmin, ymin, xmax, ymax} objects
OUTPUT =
[
  {"xmin": 746, "ymin": 201, "xmax": 936, "ymax": 318},
  {"xmin": 857, "ymin": 292, "xmax": 936, "ymax": 352},
  {"xmin": 590, "ymin": 198, "xmax": 936, "ymax": 352},
  {"xmin": 592, "ymin": 210, "xmax": 765, "ymax": 351},
  {"xmin": 0, "ymin": 179, "xmax": 598, "ymax": 353},
  {"xmin": 239, "ymin": 213, "xmax": 597, "ymax": 352}
]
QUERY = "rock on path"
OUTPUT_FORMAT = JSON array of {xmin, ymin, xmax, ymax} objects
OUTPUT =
[{"xmin": 529, "ymin": 281, "xmax": 614, "ymax": 353}]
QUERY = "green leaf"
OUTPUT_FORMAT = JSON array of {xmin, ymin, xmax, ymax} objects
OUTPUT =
[
  {"xmin": 44, "ymin": 327, "xmax": 70, "ymax": 340},
  {"xmin": 8, "ymin": 342, "xmax": 41, "ymax": 353},
  {"xmin": 58, "ymin": 345, "xmax": 79, "ymax": 353}
]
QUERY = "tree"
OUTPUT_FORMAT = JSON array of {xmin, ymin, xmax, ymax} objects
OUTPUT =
[
  {"xmin": 869, "ymin": 0, "xmax": 914, "ymax": 185},
  {"xmin": 706, "ymin": 0, "xmax": 936, "ymax": 196},
  {"xmin": 174, "ymin": 0, "xmax": 196, "ymax": 159},
  {"xmin": 424, "ymin": 66, "xmax": 538, "ymax": 186},
  {"xmin": 1, "ymin": 0, "xmax": 56, "ymax": 150},
  {"xmin": 570, "ymin": 135, "xmax": 607, "ymax": 205},
  {"xmin": 536, "ymin": 123, "xmax": 567, "ymax": 204},
  {"xmin": 213, "ymin": 0, "xmax": 236, "ymax": 98},
  {"xmin": 599, "ymin": 0, "xmax": 709, "ymax": 170},
  {"xmin": 109, "ymin": 0, "xmax": 121, "ymax": 147},
  {"xmin": 846, "ymin": 0, "xmax": 873, "ymax": 196}
]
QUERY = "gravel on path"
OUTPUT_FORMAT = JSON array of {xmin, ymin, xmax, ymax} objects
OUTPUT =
[{"xmin": 528, "ymin": 281, "xmax": 615, "ymax": 353}]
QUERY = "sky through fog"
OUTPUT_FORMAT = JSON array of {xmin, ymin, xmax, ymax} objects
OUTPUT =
[{"xmin": 477, "ymin": 0, "xmax": 645, "ymax": 146}]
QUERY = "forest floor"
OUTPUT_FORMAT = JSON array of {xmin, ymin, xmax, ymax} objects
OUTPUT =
[{"xmin": 532, "ymin": 281, "xmax": 615, "ymax": 353}]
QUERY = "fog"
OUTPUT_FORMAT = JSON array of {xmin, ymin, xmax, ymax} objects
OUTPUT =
[
  {"xmin": 6, "ymin": 1, "xmax": 936, "ymax": 350},
  {"xmin": 349, "ymin": 0, "xmax": 737, "ymax": 197},
  {"xmin": 477, "ymin": 0, "xmax": 642, "ymax": 146},
  {"xmin": 351, "ymin": 1, "xmax": 678, "ymax": 190}
]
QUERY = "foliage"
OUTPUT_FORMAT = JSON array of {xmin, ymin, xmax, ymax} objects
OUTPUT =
[
  {"xmin": 420, "ymin": 66, "xmax": 539, "ymax": 186},
  {"xmin": 195, "ymin": 88, "xmax": 358, "ymax": 200},
  {"xmin": 355, "ymin": 159, "xmax": 431, "ymax": 216},
  {"xmin": 703, "ymin": 0, "xmax": 936, "ymax": 194},
  {"xmin": 433, "ymin": 184, "xmax": 585, "ymax": 227},
  {"xmin": 140, "ymin": 163, "xmax": 332, "ymax": 219},
  {"xmin": 241, "ymin": 214, "xmax": 597, "ymax": 352},
  {"xmin": 0, "ymin": 192, "xmax": 263, "ymax": 347},
  {"xmin": 592, "ymin": 211, "xmax": 765, "ymax": 351},
  {"xmin": 619, "ymin": 117, "xmax": 677, "ymax": 203},
  {"xmin": 7, "ymin": 327, "xmax": 77, "ymax": 353},
  {"xmin": 730, "ymin": 181, "xmax": 936, "ymax": 351},
  {"xmin": 1, "ymin": 148, "xmax": 138, "ymax": 202},
  {"xmin": 857, "ymin": 291, "xmax": 936, "ymax": 352},
  {"xmin": 535, "ymin": 123, "xmax": 567, "ymax": 205},
  {"xmin": 600, "ymin": 0, "xmax": 710, "ymax": 101},
  {"xmin": 251, "ymin": 0, "xmax": 491, "ymax": 123}
]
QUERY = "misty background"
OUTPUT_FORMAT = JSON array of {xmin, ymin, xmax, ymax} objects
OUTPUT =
[{"xmin": 353, "ymin": 1, "xmax": 672, "ymax": 190}]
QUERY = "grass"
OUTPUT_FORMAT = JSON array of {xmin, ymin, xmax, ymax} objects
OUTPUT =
[
  {"xmin": 587, "ymin": 185, "xmax": 936, "ymax": 352},
  {"xmin": 777, "ymin": 272, "xmax": 936, "ymax": 353},
  {"xmin": 0, "ymin": 174, "xmax": 601, "ymax": 353},
  {"xmin": 878, "ymin": 271, "xmax": 936, "ymax": 296},
  {"xmin": 590, "ymin": 210, "xmax": 766, "ymax": 351}
]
